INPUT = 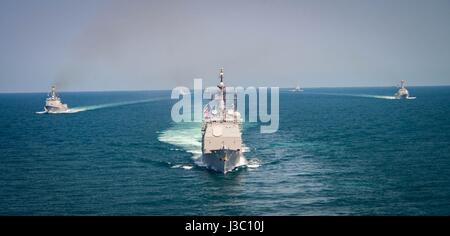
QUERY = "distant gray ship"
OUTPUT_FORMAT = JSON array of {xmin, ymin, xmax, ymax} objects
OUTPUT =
[
  {"xmin": 291, "ymin": 84, "xmax": 304, "ymax": 92},
  {"xmin": 44, "ymin": 86, "xmax": 69, "ymax": 113},
  {"xmin": 201, "ymin": 68, "xmax": 243, "ymax": 173},
  {"xmin": 394, "ymin": 80, "xmax": 410, "ymax": 99}
]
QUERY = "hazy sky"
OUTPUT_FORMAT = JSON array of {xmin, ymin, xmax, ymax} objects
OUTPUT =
[{"xmin": 1, "ymin": 0, "xmax": 449, "ymax": 92}]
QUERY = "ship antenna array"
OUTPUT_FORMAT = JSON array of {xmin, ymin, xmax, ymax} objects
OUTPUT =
[
  {"xmin": 50, "ymin": 86, "xmax": 57, "ymax": 98},
  {"xmin": 218, "ymin": 68, "xmax": 226, "ymax": 120}
]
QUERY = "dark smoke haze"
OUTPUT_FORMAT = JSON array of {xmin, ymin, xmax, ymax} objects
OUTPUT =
[{"xmin": 1, "ymin": 0, "xmax": 450, "ymax": 92}]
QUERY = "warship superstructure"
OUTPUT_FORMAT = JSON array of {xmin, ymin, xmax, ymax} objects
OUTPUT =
[
  {"xmin": 394, "ymin": 80, "xmax": 410, "ymax": 99},
  {"xmin": 44, "ymin": 86, "xmax": 69, "ymax": 113},
  {"xmin": 201, "ymin": 68, "xmax": 243, "ymax": 173}
]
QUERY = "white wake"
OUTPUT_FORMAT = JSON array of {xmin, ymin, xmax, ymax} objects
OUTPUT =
[
  {"xmin": 36, "ymin": 97, "xmax": 166, "ymax": 114},
  {"xmin": 158, "ymin": 122, "xmax": 258, "ymax": 171},
  {"xmin": 309, "ymin": 92, "xmax": 415, "ymax": 100}
]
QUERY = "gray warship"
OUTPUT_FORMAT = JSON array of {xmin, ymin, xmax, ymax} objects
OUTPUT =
[
  {"xmin": 394, "ymin": 80, "xmax": 410, "ymax": 99},
  {"xmin": 44, "ymin": 86, "xmax": 69, "ymax": 113},
  {"xmin": 291, "ymin": 84, "xmax": 304, "ymax": 92},
  {"xmin": 201, "ymin": 68, "xmax": 243, "ymax": 173}
]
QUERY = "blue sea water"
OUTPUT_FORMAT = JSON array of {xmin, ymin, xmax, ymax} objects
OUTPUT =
[{"xmin": 0, "ymin": 87, "xmax": 450, "ymax": 215}]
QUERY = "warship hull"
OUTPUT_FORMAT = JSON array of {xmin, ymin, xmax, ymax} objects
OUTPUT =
[
  {"xmin": 44, "ymin": 105, "xmax": 68, "ymax": 113},
  {"xmin": 202, "ymin": 149, "xmax": 241, "ymax": 173},
  {"xmin": 201, "ymin": 68, "xmax": 243, "ymax": 174},
  {"xmin": 395, "ymin": 94, "xmax": 408, "ymax": 99},
  {"xmin": 394, "ymin": 81, "xmax": 410, "ymax": 99},
  {"xmin": 43, "ymin": 86, "xmax": 69, "ymax": 113}
]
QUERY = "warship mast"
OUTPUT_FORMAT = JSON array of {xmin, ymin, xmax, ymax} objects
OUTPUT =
[{"xmin": 217, "ymin": 68, "xmax": 225, "ymax": 120}]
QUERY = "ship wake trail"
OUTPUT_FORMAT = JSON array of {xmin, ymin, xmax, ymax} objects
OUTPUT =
[
  {"xmin": 309, "ymin": 92, "xmax": 400, "ymax": 100},
  {"xmin": 158, "ymin": 122, "xmax": 257, "ymax": 171},
  {"xmin": 68, "ymin": 97, "xmax": 167, "ymax": 113},
  {"xmin": 354, "ymin": 94, "xmax": 398, "ymax": 100},
  {"xmin": 357, "ymin": 94, "xmax": 416, "ymax": 100},
  {"xmin": 158, "ymin": 122, "xmax": 204, "ymax": 169},
  {"xmin": 36, "ymin": 97, "xmax": 166, "ymax": 114}
]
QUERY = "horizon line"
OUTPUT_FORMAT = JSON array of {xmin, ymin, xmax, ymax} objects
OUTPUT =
[{"xmin": 1, "ymin": 84, "xmax": 449, "ymax": 94}]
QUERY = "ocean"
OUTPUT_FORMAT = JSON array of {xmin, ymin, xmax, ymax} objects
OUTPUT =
[{"xmin": 1, "ymin": 86, "xmax": 449, "ymax": 215}]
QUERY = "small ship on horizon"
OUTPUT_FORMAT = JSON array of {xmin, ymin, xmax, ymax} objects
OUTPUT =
[
  {"xmin": 291, "ymin": 84, "xmax": 304, "ymax": 92},
  {"xmin": 394, "ymin": 80, "xmax": 415, "ymax": 99},
  {"xmin": 42, "ymin": 86, "xmax": 69, "ymax": 113}
]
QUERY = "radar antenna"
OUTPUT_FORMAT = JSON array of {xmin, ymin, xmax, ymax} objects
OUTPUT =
[{"xmin": 50, "ymin": 86, "xmax": 57, "ymax": 98}]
